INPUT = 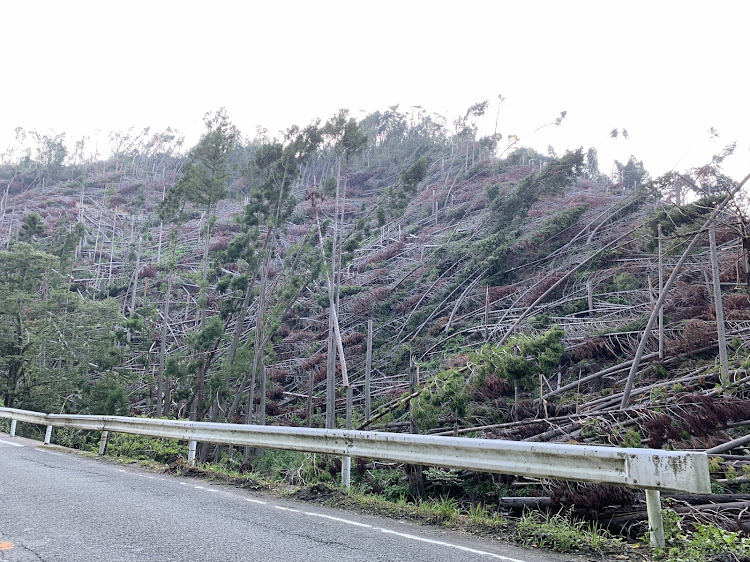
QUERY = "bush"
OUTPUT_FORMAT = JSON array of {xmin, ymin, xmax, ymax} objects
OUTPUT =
[
  {"xmin": 106, "ymin": 433, "xmax": 184, "ymax": 463},
  {"xmin": 655, "ymin": 508, "xmax": 750, "ymax": 561}
]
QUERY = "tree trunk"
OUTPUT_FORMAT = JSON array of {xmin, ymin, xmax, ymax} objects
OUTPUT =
[
  {"xmin": 108, "ymin": 208, "xmax": 117, "ymax": 285},
  {"xmin": 405, "ymin": 356, "xmax": 424, "ymax": 499},
  {"xmin": 156, "ymin": 270, "xmax": 173, "ymax": 417},
  {"xmin": 365, "ymin": 319, "xmax": 373, "ymax": 421},
  {"xmin": 709, "ymin": 224, "xmax": 729, "ymax": 383},
  {"xmin": 325, "ymin": 309, "xmax": 336, "ymax": 429},
  {"xmin": 658, "ymin": 223, "xmax": 664, "ymax": 359},
  {"xmin": 620, "ymin": 173, "xmax": 750, "ymax": 408}
]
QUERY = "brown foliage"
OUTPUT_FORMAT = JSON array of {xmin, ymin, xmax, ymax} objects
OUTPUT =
[
  {"xmin": 357, "ymin": 241, "xmax": 406, "ymax": 271},
  {"xmin": 643, "ymin": 414, "xmax": 683, "ymax": 448},
  {"xmin": 664, "ymin": 282, "xmax": 709, "ymax": 321},
  {"xmin": 267, "ymin": 368, "xmax": 287, "ymax": 383},
  {"xmin": 311, "ymin": 366, "xmax": 327, "ymax": 385},
  {"xmin": 300, "ymin": 352, "xmax": 326, "ymax": 371},
  {"xmin": 488, "ymin": 284, "xmax": 518, "ymax": 301},
  {"xmin": 138, "ymin": 264, "xmax": 157, "ymax": 279},
  {"xmin": 680, "ymin": 319, "xmax": 711, "ymax": 350},
  {"xmin": 267, "ymin": 384, "xmax": 285, "ymax": 400},
  {"xmin": 212, "ymin": 222, "xmax": 242, "ymax": 235},
  {"xmin": 441, "ymin": 354, "xmax": 470, "ymax": 370},
  {"xmin": 473, "ymin": 374, "xmax": 512, "ymax": 400},
  {"xmin": 568, "ymin": 337, "xmax": 618, "ymax": 362},
  {"xmin": 724, "ymin": 293, "xmax": 750, "ymax": 320},
  {"xmin": 209, "ymin": 238, "xmax": 230, "ymax": 252},
  {"xmin": 645, "ymin": 394, "xmax": 750, "ymax": 448},
  {"xmin": 342, "ymin": 332, "xmax": 365, "ymax": 347},
  {"xmin": 351, "ymin": 286, "xmax": 390, "ymax": 316},
  {"xmin": 285, "ymin": 330, "xmax": 316, "ymax": 343},
  {"xmin": 549, "ymin": 482, "xmax": 634, "ymax": 509},
  {"xmin": 523, "ymin": 272, "xmax": 567, "ymax": 305},
  {"xmin": 396, "ymin": 292, "xmax": 426, "ymax": 313}
]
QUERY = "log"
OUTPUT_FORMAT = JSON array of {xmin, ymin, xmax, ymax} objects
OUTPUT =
[
  {"xmin": 664, "ymin": 494, "xmax": 750, "ymax": 504},
  {"xmin": 499, "ymin": 497, "xmax": 555, "ymax": 509},
  {"xmin": 707, "ymin": 433, "xmax": 750, "ymax": 455}
]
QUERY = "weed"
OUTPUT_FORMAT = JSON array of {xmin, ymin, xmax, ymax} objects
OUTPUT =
[
  {"xmin": 708, "ymin": 456, "xmax": 724, "ymax": 473},
  {"xmin": 654, "ymin": 508, "xmax": 750, "ymax": 561},
  {"xmin": 432, "ymin": 496, "xmax": 460, "ymax": 523},
  {"xmin": 106, "ymin": 432, "xmax": 184, "ymax": 463},
  {"xmin": 467, "ymin": 503, "xmax": 508, "ymax": 528},
  {"xmin": 621, "ymin": 428, "xmax": 643, "ymax": 448},
  {"xmin": 516, "ymin": 510, "xmax": 622, "ymax": 553}
]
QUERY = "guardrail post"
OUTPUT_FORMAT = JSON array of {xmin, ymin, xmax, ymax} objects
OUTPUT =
[
  {"xmin": 10, "ymin": 419, "xmax": 17, "ymax": 437},
  {"xmin": 646, "ymin": 489, "xmax": 665, "ymax": 548},
  {"xmin": 187, "ymin": 440, "xmax": 197, "ymax": 466},
  {"xmin": 98, "ymin": 431, "xmax": 109, "ymax": 456},
  {"xmin": 44, "ymin": 425, "xmax": 53, "ymax": 445},
  {"xmin": 341, "ymin": 456, "xmax": 351, "ymax": 491}
]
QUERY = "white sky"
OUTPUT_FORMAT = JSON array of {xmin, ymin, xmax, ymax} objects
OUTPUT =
[{"xmin": 2, "ymin": 0, "xmax": 749, "ymax": 180}]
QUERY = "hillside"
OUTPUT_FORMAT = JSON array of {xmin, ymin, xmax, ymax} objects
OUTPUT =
[{"xmin": 2, "ymin": 108, "xmax": 750, "ymax": 540}]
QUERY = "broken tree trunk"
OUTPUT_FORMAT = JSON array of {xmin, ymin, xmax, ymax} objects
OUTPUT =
[{"xmin": 620, "ymin": 172, "xmax": 750, "ymax": 408}]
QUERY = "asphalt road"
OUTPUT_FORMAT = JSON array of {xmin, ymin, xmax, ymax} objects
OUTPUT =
[{"xmin": 0, "ymin": 434, "xmax": 588, "ymax": 562}]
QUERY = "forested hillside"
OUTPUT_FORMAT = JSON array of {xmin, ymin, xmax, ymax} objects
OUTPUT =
[{"xmin": 2, "ymin": 105, "xmax": 750, "ymax": 533}]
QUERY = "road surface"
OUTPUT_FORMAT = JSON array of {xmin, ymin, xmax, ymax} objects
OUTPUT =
[{"xmin": 0, "ymin": 433, "xmax": 587, "ymax": 561}]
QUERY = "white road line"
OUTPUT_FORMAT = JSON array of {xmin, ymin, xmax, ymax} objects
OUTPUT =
[
  {"xmin": 35, "ymin": 449, "xmax": 65, "ymax": 457},
  {"xmin": 100, "ymin": 469, "xmax": 529, "ymax": 561},
  {"xmin": 118, "ymin": 469, "xmax": 127, "ymax": 473},
  {"xmin": 305, "ymin": 512, "xmax": 372, "ymax": 528},
  {"xmin": 379, "ymin": 529, "xmax": 528, "ymax": 562},
  {"xmin": 0, "ymin": 440, "xmax": 23, "ymax": 447}
]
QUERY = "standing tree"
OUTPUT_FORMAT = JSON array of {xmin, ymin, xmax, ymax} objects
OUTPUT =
[
  {"xmin": 388, "ymin": 157, "xmax": 429, "ymax": 217},
  {"xmin": 615, "ymin": 155, "xmax": 649, "ymax": 190},
  {"xmin": 219, "ymin": 123, "xmax": 322, "ymax": 430},
  {"xmin": 18, "ymin": 213, "xmax": 46, "ymax": 243},
  {"xmin": 157, "ymin": 108, "xmax": 237, "ymax": 421},
  {"xmin": 320, "ymin": 110, "xmax": 367, "ymax": 428}
]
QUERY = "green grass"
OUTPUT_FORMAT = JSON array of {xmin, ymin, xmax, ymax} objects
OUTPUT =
[
  {"xmin": 516, "ymin": 510, "xmax": 622, "ymax": 553},
  {"xmin": 654, "ymin": 508, "xmax": 750, "ymax": 562}
]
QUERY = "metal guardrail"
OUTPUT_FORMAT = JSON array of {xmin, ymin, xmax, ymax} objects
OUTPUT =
[{"xmin": 0, "ymin": 406, "xmax": 711, "ymax": 547}]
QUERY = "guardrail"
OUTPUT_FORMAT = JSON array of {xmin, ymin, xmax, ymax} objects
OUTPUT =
[{"xmin": 0, "ymin": 406, "xmax": 710, "ymax": 547}]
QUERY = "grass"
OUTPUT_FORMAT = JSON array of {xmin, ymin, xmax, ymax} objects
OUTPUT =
[
  {"xmin": 654, "ymin": 508, "xmax": 750, "ymax": 562},
  {"xmin": 516, "ymin": 510, "xmax": 623, "ymax": 554}
]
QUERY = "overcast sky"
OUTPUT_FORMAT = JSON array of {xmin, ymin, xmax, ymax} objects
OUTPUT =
[{"xmin": 2, "ymin": 0, "xmax": 748, "ymax": 180}]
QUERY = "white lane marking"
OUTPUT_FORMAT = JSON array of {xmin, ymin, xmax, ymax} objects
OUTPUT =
[
  {"xmin": 379, "ymin": 529, "xmax": 528, "ymax": 562},
  {"xmin": 118, "ymin": 469, "xmax": 127, "ymax": 473},
  {"xmin": 96, "ymin": 470, "xmax": 529, "ymax": 561},
  {"xmin": 0, "ymin": 440, "xmax": 23, "ymax": 447},
  {"xmin": 35, "ymin": 449, "xmax": 65, "ymax": 457},
  {"xmin": 305, "ymin": 512, "xmax": 372, "ymax": 528}
]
